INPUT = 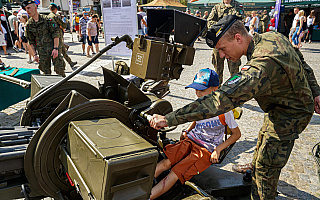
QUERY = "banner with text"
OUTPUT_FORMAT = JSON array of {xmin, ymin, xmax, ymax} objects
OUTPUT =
[{"xmin": 101, "ymin": 0, "xmax": 137, "ymax": 57}]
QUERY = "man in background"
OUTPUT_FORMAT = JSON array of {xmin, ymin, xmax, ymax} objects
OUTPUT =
[
  {"xmin": 79, "ymin": 11, "xmax": 90, "ymax": 55},
  {"xmin": 24, "ymin": 0, "xmax": 66, "ymax": 77},
  {"xmin": 8, "ymin": 11, "xmax": 21, "ymax": 52},
  {"xmin": 48, "ymin": 3, "xmax": 77, "ymax": 68}
]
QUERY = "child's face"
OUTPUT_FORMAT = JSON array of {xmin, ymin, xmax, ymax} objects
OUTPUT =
[{"xmin": 195, "ymin": 86, "xmax": 218, "ymax": 98}]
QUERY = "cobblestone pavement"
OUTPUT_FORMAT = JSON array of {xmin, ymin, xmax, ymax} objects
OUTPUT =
[{"xmin": 1, "ymin": 33, "xmax": 320, "ymax": 199}]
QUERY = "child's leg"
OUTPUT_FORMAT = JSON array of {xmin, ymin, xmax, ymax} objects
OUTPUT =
[
  {"xmin": 154, "ymin": 158, "xmax": 171, "ymax": 178},
  {"xmin": 150, "ymin": 170, "xmax": 179, "ymax": 200}
]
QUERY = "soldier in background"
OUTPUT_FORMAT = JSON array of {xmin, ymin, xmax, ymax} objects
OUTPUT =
[
  {"xmin": 149, "ymin": 15, "xmax": 320, "ymax": 199},
  {"xmin": 207, "ymin": 0, "xmax": 244, "ymax": 85},
  {"xmin": 260, "ymin": 10, "xmax": 269, "ymax": 33},
  {"xmin": 24, "ymin": 0, "xmax": 66, "ymax": 77},
  {"xmin": 48, "ymin": 3, "xmax": 77, "ymax": 68}
]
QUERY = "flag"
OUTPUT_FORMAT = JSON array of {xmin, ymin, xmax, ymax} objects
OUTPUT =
[
  {"xmin": 34, "ymin": 0, "xmax": 40, "ymax": 5},
  {"xmin": 274, "ymin": 0, "xmax": 281, "ymax": 31}
]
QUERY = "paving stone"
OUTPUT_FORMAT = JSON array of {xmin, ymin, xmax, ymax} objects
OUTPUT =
[{"xmin": 1, "ymin": 34, "xmax": 320, "ymax": 199}]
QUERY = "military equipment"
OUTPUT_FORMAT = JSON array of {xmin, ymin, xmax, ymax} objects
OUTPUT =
[
  {"xmin": 0, "ymin": 9, "xmax": 251, "ymax": 200},
  {"xmin": 312, "ymin": 142, "xmax": 320, "ymax": 183}
]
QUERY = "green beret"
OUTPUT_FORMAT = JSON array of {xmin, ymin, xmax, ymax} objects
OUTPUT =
[
  {"xmin": 206, "ymin": 15, "xmax": 242, "ymax": 48},
  {"xmin": 50, "ymin": 3, "xmax": 58, "ymax": 9}
]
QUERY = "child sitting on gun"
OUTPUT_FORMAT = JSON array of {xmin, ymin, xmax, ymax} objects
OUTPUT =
[{"xmin": 150, "ymin": 68, "xmax": 241, "ymax": 199}]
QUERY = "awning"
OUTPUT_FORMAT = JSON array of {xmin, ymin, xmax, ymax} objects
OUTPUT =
[
  {"xmin": 282, "ymin": 0, "xmax": 320, "ymax": 6},
  {"xmin": 189, "ymin": 0, "xmax": 275, "ymax": 8},
  {"xmin": 141, "ymin": 0, "xmax": 187, "ymax": 7}
]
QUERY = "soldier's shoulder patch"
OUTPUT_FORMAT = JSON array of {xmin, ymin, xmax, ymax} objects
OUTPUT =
[
  {"xmin": 241, "ymin": 65, "xmax": 251, "ymax": 71},
  {"xmin": 227, "ymin": 74, "xmax": 241, "ymax": 85}
]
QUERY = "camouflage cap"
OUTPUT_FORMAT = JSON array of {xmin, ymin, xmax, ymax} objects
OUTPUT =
[
  {"xmin": 206, "ymin": 15, "xmax": 242, "ymax": 48},
  {"xmin": 21, "ymin": 0, "xmax": 36, "ymax": 10}
]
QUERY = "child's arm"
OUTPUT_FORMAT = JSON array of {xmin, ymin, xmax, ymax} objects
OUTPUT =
[
  {"xmin": 210, "ymin": 127, "xmax": 241, "ymax": 163},
  {"xmin": 180, "ymin": 121, "xmax": 196, "ymax": 140}
]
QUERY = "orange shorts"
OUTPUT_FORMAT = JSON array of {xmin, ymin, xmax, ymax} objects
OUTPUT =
[{"xmin": 163, "ymin": 137, "xmax": 212, "ymax": 184}]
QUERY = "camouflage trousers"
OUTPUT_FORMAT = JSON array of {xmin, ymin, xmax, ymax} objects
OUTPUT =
[
  {"xmin": 39, "ymin": 49, "xmax": 66, "ymax": 77},
  {"xmin": 61, "ymin": 41, "xmax": 72, "ymax": 65},
  {"xmin": 212, "ymin": 49, "xmax": 241, "ymax": 85},
  {"xmin": 251, "ymin": 132, "xmax": 295, "ymax": 200}
]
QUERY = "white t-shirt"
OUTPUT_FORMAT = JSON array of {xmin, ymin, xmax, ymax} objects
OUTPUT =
[
  {"xmin": 250, "ymin": 16, "xmax": 259, "ymax": 29},
  {"xmin": 245, "ymin": 16, "xmax": 251, "ymax": 27},
  {"xmin": 307, "ymin": 16, "xmax": 314, "ymax": 26},
  {"xmin": 292, "ymin": 14, "xmax": 299, "ymax": 28},
  {"xmin": 187, "ymin": 110, "xmax": 238, "ymax": 153}
]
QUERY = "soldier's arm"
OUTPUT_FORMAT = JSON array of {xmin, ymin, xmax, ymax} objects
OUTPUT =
[
  {"xmin": 295, "ymin": 48, "xmax": 320, "ymax": 98},
  {"xmin": 207, "ymin": 6, "xmax": 218, "ymax": 28},
  {"xmin": 55, "ymin": 15, "xmax": 67, "ymax": 29},
  {"xmin": 164, "ymin": 66, "xmax": 271, "ymax": 127}
]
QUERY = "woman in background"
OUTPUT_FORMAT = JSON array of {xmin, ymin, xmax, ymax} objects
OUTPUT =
[{"xmin": 305, "ymin": 10, "xmax": 316, "ymax": 44}]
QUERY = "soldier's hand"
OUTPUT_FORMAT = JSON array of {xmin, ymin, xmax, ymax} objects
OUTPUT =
[
  {"xmin": 34, "ymin": 55, "xmax": 39, "ymax": 63},
  {"xmin": 149, "ymin": 114, "xmax": 168, "ymax": 130},
  {"xmin": 314, "ymin": 95, "xmax": 320, "ymax": 114},
  {"xmin": 52, "ymin": 49, "xmax": 58, "ymax": 59}
]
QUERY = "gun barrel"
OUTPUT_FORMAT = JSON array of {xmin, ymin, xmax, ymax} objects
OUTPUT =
[{"xmin": 0, "ymin": 74, "xmax": 31, "ymax": 89}]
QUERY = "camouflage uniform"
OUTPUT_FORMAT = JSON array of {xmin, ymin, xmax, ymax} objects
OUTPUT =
[
  {"xmin": 25, "ymin": 14, "xmax": 65, "ymax": 76},
  {"xmin": 47, "ymin": 12, "xmax": 73, "ymax": 65},
  {"xmin": 165, "ymin": 32, "xmax": 318, "ymax": 199},
  {"xmin": 260, "ymin": 14, "xmax": 269, "ymax": 33},
  {"xmin": 207, "ymin": 0, "xmax": 244, "ymax": 84}
]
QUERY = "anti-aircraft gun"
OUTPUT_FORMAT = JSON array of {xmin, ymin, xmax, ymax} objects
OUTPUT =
[{"xmin": 0, "ymin": 9, "xmax": 251, "ymax": 200}]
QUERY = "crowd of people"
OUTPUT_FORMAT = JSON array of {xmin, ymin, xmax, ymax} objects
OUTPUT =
[
  {"xmin": 285, "ymin": 7, "xmax": 316, "ymax": 48},
  {"xmin": 0, "ymin": 1, "xmax": 105, "ymax": 77}
]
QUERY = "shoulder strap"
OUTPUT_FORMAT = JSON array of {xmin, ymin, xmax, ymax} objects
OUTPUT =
[{"xmin": 218, "ymin": 114, "xmax": 226, "ymax": 126}]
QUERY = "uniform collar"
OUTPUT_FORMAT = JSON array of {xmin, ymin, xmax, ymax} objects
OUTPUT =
[{"xmin": 246, "ymin": 33, "xmax": 261, "ymax": 61}]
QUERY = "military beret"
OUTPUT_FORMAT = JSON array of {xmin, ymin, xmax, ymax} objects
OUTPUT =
[
  {"xmin": 50, "ymin": 3, "xmax": 58, "ymax": 9},
  {"xmin": 206, "ymin": 15, "xmax": 242, "ymax": 48},
  {"xmin": 21, "ymin": 0, "xmax": 36, "ymax": 10}
]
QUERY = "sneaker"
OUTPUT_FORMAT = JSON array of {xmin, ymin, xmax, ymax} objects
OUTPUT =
[
  {"xmin": 19, "ymin": 49, "xmax": 24, "ymax": 52},
  {"xmin": 70, "ymin": 61, "xmax": 77, "ymax": 68},
  {"xmin": 86, "ymin": 55, "xmax": 92, "ymax": 58},
  {"xmin": 82, "ymin": 52, "xmax": 86, "ymax": 56},
  {"xmin": 13, "ymin": 46, "xmax": 19, "ymax": 53},
  {"xmin": 27, "ymin": 60, "xmax": 34, "ymax": 64},
  {"xmin": 232, "ymin": 163, "xmax": 253, "ymax": 174},
  {"xmin": 92, "ymin": 52, "xmax": 96, "ymax": 55}
]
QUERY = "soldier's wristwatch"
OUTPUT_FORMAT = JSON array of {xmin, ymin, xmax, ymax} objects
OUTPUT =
[{"xmin": 53, "ymin": 47, "xmax": 58, "ymax": 50}]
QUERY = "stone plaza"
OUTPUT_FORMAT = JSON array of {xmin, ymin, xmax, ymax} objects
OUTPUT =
[{"xmin": 1, "ymin": 33, "xmax": 319, "ymax": 199}]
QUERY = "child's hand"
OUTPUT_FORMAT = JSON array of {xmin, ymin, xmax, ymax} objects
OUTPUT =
[{"xmin": 210, "ymin": 149, "xmax": 220, "ymax": 163}]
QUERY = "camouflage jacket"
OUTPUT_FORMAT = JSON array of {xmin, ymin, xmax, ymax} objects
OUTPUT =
[
  {"xmin": 25, "ymin": 14, "xmax": 60, "ymax": 54},
  {"xmin": 207, "ymin": 0, "xmax": 244, "ymax": 28},
  {"xmin": 47, "ymin": 12, "xmax": 67, "ymax": 38},
  {"xmin": 165, "ymin": 32, "xmax": 316, "ymax": 141}
]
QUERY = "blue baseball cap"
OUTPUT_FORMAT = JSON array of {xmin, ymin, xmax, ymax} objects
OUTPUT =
[{"xmin": 185, "ymin": 68, "xmax": 219, "ymax": 90}]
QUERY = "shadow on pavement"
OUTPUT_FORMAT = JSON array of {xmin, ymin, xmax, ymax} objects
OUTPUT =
[
  {"xmin": 215, "ymin": 139, "xmax": 258, "ymax": 168},
  {"xmin": 301, "ymin": 47, "xmax": 320, "ymax": 54},
  {"xmin": 309, "ymin": 114, "xmax": 320, "ymax": 125},
  {"xmin": 78, "ymin": 71, "xmax": 103, "ymax": 77},
  {"xmin": 277, "ymin": 180, "xmax": 318, "ymax": 199}
]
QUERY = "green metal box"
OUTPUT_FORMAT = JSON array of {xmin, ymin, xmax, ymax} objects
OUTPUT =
[
  {"xmin": 30, "ymin": 74, "xmax": 63, "ymax": 99},
  {"xmin": 0, "ymin": 67, "xmax": 39, "ymax": 111},
  {"xmin": 67, "ymin": 118, "xmax": 158, "ymax": 200}
]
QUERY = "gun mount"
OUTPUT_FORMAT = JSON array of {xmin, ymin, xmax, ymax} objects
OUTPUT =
[{"xmin": 0, "ymin": 9, "xmax": 251, "ymax": 200}]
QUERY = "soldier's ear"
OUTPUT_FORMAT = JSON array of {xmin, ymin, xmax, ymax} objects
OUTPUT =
[{"xmin": 234, "ymin": 33, "xmax": 242, "ymax": 43}]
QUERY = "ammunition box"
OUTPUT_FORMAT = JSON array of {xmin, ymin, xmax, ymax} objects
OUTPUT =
[
  {"xmin": 67, "ymin": 118, "xmax": 158, "ymax": 200},
  {"xmin": 30, "ymin": 74, "xmax": 63, "ymax": 99},
  {"xmin": 130, "ymin": 38, "xmax": 175, "ymax": 80}
]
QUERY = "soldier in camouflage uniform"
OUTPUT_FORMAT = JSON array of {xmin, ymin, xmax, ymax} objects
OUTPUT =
[
  {"xmin": 149, "ymin": 15, "xmax": 320, "ymax": 199},
  {"xmin": 260, "ymin": 10, "xmax": 269, "ymax": 33},
  {"xmin": 23, "ymin": 0, "xmax": 66, "ymax": 77},
  {"xmin": 207, "ymin": 0, "xmax": 244, "ymax": 84},
  {"xmin": 48, "ymin": 3, "xmax": 77, "ymax": 68}
]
